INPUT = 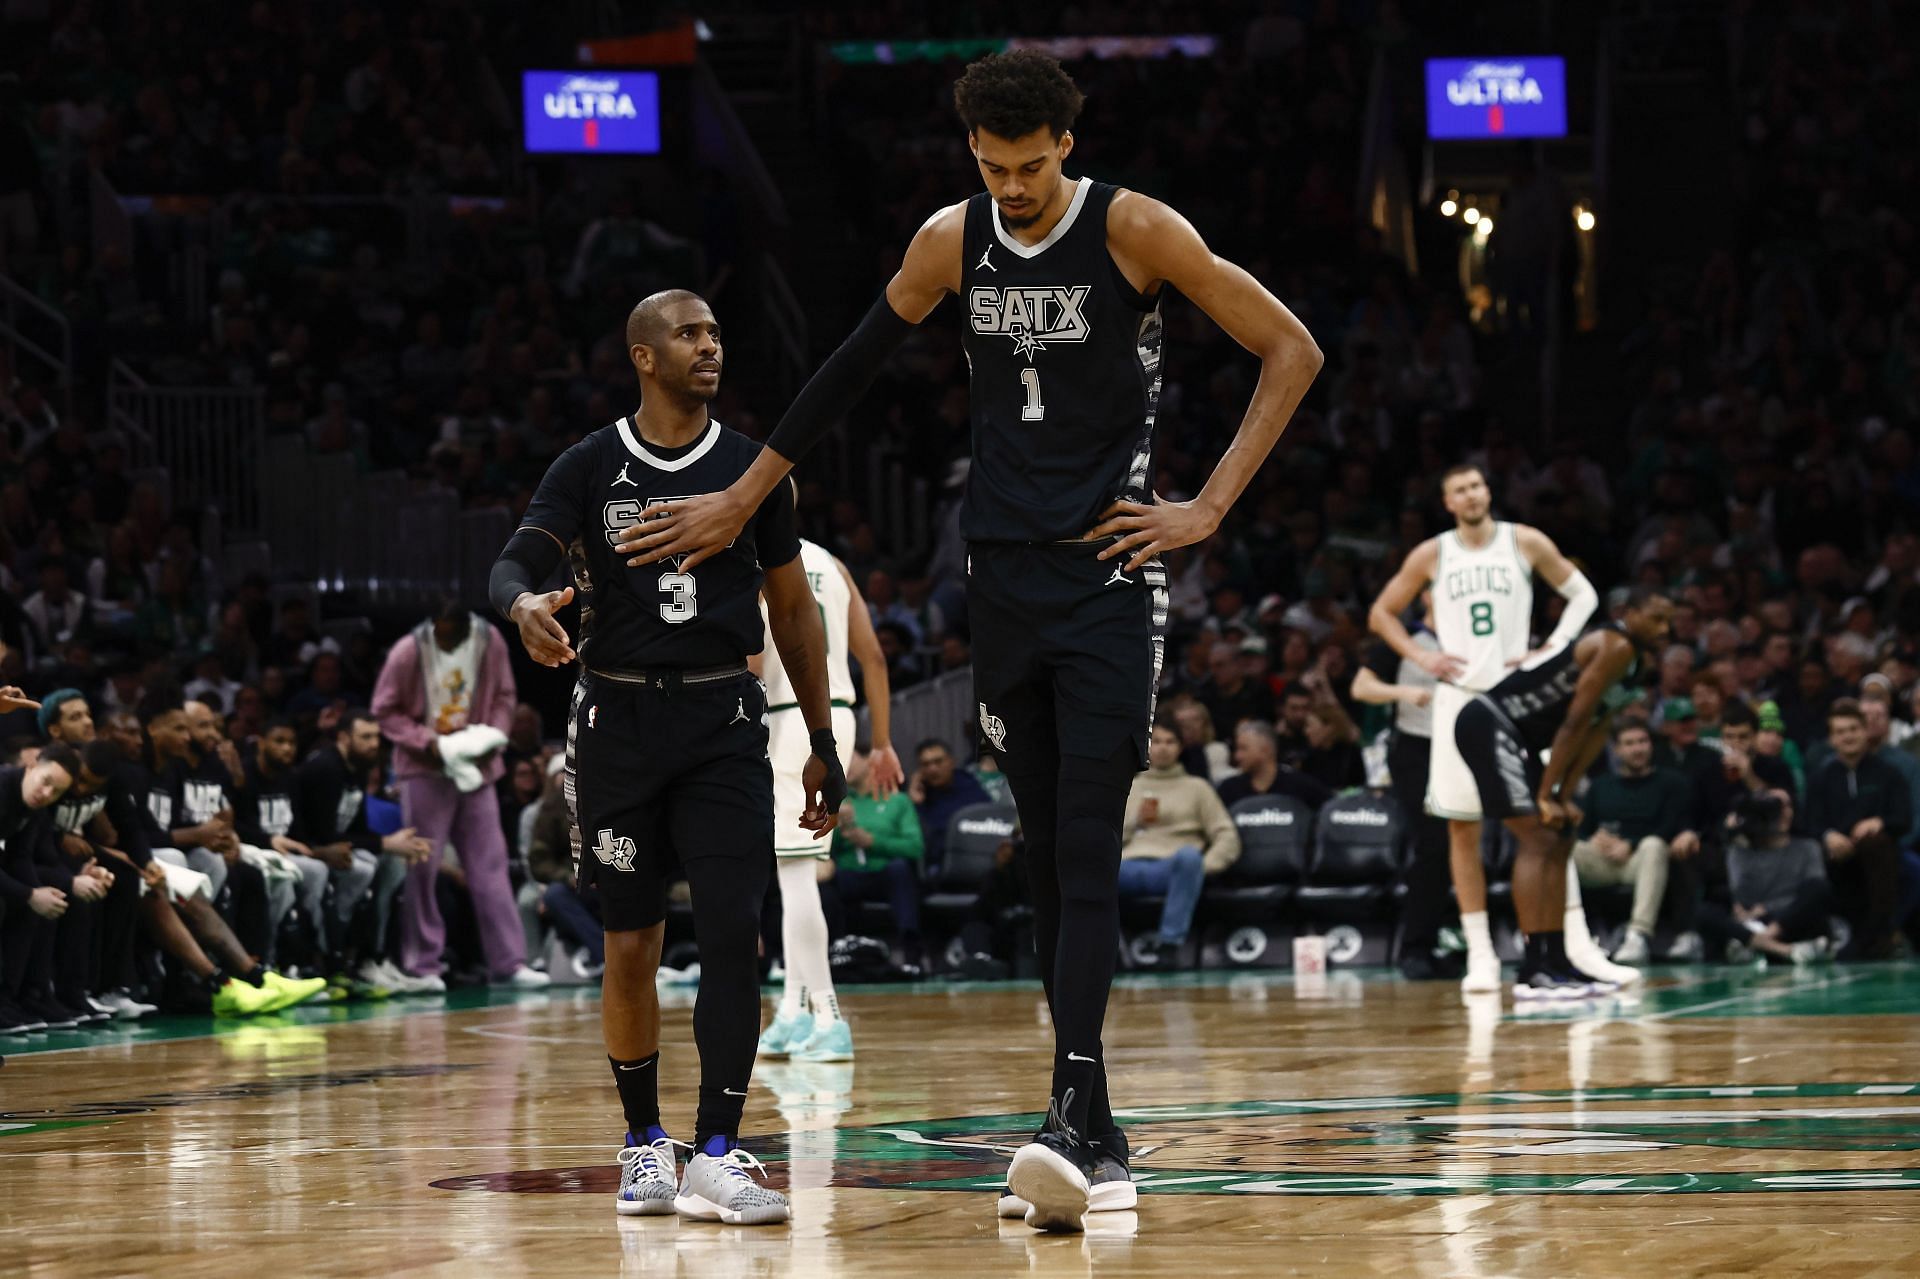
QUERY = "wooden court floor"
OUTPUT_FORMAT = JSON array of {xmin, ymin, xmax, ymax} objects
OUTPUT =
[{"xmin": 3, "ymin": 966, "xmax": 1920, "ymax": 1277}]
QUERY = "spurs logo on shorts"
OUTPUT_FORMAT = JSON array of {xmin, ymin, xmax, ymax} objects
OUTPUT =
[
  {"xmin": 979, "ymin": 702, "xmax": 1007, "ymax": 752},
  {"xmin": 593, "ymin": 827, "xmax": 638, "ymax": 873}
]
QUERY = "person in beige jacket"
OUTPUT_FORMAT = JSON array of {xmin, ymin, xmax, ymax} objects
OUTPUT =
[{"xmin": 1119, "ymin": 720, "xmax": 1242, "ymax": 965}]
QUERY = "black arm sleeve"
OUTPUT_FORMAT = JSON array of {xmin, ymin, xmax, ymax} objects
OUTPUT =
[
  {"xmin": 490, "ymin": 528, "xmax": 566, "ymax": 620},
  {"xmin": 764, "ymin": 292, "xmax": 916, "ymax": 464},
  {"xmin": 751, "ymin": 476, "xmax": 802, "ymax": 572}
]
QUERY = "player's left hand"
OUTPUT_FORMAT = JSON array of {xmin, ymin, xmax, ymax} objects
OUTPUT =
[
  {"xmin": 867, "ymin": 744, "xmax": 905, "ymax": 799},
  {"xmin": 1086, "ymin": 496, "xmax": 1219, "ymax": 573},
  {"xmin": 617, "ymin": 489, "xmax": 750, "ymax": 572},
  {"xmin": 0, "ymin": 685, "xmax": 40, "ymax": 715},
  {"xmin": 799, "ymin": 752, "xmax": 846, "ymax": 838},
  {"xmin": 1537, "ymin": 795, "xmax": 1582, "ymax": 831}
]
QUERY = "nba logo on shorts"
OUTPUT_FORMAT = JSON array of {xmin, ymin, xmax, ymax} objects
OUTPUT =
[{"xmin": 978, "ymin": 703, "xmax": 1007, "ymax": 752}]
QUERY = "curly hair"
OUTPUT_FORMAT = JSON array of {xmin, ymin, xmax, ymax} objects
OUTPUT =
[{"xmin": 952, "ymin": 49, "xmax": 1085, "ymax": 141}]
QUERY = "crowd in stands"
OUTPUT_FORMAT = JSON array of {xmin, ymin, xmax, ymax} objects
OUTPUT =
[{"xmin": 4, "ymin": 2, "xmax": 1920, "ymax": 1035}]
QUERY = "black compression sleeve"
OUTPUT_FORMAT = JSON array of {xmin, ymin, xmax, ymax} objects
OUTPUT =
[
  {"xmin": 764, "ymin": 291, "xmax": 916, "ymax": 464},
  {"xmin": 490, "ymin": 528, "xmax": 565, "ymax": 620}
]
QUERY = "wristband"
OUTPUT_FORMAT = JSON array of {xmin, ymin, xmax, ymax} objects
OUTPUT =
[{"xmin": 811, "ymin": 728, "xmax": 848, "ymax": 815}]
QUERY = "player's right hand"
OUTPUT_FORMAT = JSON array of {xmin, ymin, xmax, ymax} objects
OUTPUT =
[
  {"xmin": 512, "ymin": 587, "xmax": 576, "ymax": 667},
  {"xmin": 617, "ymin": 490, "xmax": 750, "ymax": 572},
  {"xmin": 1415, "ymin": 649, "xmax": 1467, "ymax": 682}
]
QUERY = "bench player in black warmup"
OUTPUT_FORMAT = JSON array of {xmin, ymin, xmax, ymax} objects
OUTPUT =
[
  {"xmin": 617, "ymin": 53, "xmax": 1323, "ymax": 1232},
  {"xmin": 490, "ymin": 290, "xmax": 846, "ymax": 1227},
  {"xmin": 1455, "ymin": 587, "xmax": 1673, "ymax": 998}
]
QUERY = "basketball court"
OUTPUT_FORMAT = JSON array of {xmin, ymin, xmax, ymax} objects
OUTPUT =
[{"xmin": 6, "ymin": 968, "xmax": 1919, "ymax": 1275}]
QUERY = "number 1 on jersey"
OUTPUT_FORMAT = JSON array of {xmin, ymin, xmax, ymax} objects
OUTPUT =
[
  {"xmin": 658, "ymin": 571, "xmax": 697, "ymax": 624},
  {"xmin": 1020, "ymin": 366, "xmax": 1044, "ymax": 421}
]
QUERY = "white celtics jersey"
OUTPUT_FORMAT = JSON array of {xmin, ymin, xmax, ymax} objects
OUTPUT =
[
  {"xmin": 762, "ymin": 539, "xmax": 856, "ymax": 710},
  {"xmin": 1433, "ymin": 521, "xmax": 1534, "ymax": 692}
]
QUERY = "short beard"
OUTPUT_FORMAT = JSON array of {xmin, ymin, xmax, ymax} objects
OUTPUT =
[{"xmin": 1000, "ymin": 203, "xmax": 1044, "ymax": 230}]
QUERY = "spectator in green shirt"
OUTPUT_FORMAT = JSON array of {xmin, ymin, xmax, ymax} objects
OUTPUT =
[
  {"xmin": 1571, "ymin": 719, "xmax": 1693, "ymax": 964},
  {"xmin": 824, "ymin": 742, "xmax": 926, "ymax": 962}
]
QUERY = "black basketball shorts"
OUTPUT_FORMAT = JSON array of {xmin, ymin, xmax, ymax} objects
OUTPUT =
[
  {"xmin": 968, "ymin": 540, "xmax": 1168, "ymax": 771},
  {"xmin": 572, "ymin": 670, "xmax": 773, "ymax": 931},
  {"xmin": 1454, "ymin": 695, "xmax": 1542, "ymax": 822}
]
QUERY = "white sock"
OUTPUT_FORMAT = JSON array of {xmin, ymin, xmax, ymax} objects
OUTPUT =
[
  {"xmin": 1462, "ymin": 910, "xmax": 1496, "ymax": 961},
  {"xmin": 1563, "ymin": 874, "xmax": 1597, "ymax": 953},
  {"xmin": 777, "ymin": 857, "xmax": 835, "ymax": 1023}
]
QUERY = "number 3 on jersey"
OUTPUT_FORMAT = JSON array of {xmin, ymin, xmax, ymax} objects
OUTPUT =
[{"xmin": 658, "ymin": 571, "xmax": 697, "ymax": 623}]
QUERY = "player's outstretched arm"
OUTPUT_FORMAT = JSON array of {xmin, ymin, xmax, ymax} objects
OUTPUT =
[
  {"xmin": 621, "ymin": 205, "xmax": 967, "ymax": 573},
  {"xmin": 838, "ymin": 557, "xmax": 904, "ymax": 798},
  {"xmin": 490, "ymin": 524, "xmax": 576, "ymax": 668},
  {"xmin": 1087, "ymin": 193, "xmax": 1323, "ymax": 571},
  {"xmin": 765, "ymin": 556, "xmax": 848, "ymax": 835}
]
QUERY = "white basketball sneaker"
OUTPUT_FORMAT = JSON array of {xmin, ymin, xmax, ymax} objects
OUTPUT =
[
  {"xmin": 1460, "ymin": 949, "xmax": 1502, "ymax": 994},
  {"xmin": 615, "ymin": 1136, "xmax": 680, "ymax": 1216},
  {"xmin": 674, "ymin": 1145, "xmax": 790, "ymax": 1225}
]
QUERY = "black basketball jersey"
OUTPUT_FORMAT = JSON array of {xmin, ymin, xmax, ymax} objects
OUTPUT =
[
  {"xmin": 1487, "ymin": 623, "xmax": 1643, "ymax": 750},
  {"xmin": 958, "ymin": 177, "xmax": 1162, "ymax": 543},
  {"xmin": 518, "ymin": 416, "xmax": 800, "ymax": 669}
]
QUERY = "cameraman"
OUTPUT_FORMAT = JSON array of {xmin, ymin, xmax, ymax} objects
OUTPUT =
[{"xmin": 1694, "ymin": 789, "xmax": 1831, "ymax": 963}]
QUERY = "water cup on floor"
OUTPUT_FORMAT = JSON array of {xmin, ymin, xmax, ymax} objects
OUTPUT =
[{"xmin": 1293, "ymin": 933, "xmax": 1328, "ymax": 976}]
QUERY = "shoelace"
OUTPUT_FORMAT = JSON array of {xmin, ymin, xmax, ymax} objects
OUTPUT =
[
  {"xmin": 619, "ymin": 1138, "xmax": 688, "ymax": 1185},
  {"xmin": 1043, "ymin": 1088, "xmax": 1083, "ymax": 1145},
  {"xmin": 716, "ymin": 1147, "xmax": 769, "ymax": 1183}
]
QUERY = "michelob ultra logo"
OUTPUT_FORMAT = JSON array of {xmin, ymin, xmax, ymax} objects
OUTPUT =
[{"xmin": 522, "ymin": 71, "xmax": 661, "ymax": 155}]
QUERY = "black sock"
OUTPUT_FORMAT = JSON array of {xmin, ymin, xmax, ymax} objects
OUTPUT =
[
  {"xmin": 1051, "ymin": 1048, "xmax": 1098, "ymax": 1137},
  {"xmin": 1525, "ymin": 931, "xmax": 1566, "ymax": 969},
  {"xmin": 610, "ymin": 1053, "xmax": 660, "ymax": 1135},
  {"xmin": 220, "ymin": 963, "xmax": 268, "ymax": 987}
]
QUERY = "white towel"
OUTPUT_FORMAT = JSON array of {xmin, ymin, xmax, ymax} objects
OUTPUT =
[
  {"xmin": 439, "ymin": 724, "xmax": 509, "ymax": 793},
  {"xmin": 238, "ymin": 843, "xmax": 301, "ymax": 884},
  {"xmin": 156, "ymin": 859, "xmax": 212, "ymax": 903}
]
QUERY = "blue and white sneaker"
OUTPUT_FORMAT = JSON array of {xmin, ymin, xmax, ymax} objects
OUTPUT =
[
  {"xmin": 757, "ymin": 1010, "xmax": 813, "ymax": 1058},
  {"xmin": 674, "ymin": 1142, "xmax": 790, "ymax": 1225},
  {"xmin": 791, "ymin": 1017, "xmax": 853, "ymax": 1062},
  {"xmin": 616, "ymin": 1135, "xmax": 681, "ymax": 1216}
]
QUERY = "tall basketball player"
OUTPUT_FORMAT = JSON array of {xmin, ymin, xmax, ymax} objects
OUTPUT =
[
  {"xmin": 755, "ymin": 536, "xmax": 904, "ymax": 1064},
  {"xmin": 1368, "ymin": 463, "xmax": 1637, "ymax": 992},
  {"xmin": 616, "ymin": 51, "xmax": 1322, "ymax": 1231},
  {"xmin": 1456, "ymin": 587, "xmax": 1671, "ymax": 996},
  {"xmin": 490, "ymin": 290, "xmax": 847, "ymax": 1227}
]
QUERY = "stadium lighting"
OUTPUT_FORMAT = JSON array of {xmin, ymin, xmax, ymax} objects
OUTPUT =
[
  {"xmin": 1576, "ymin": 208, "xmax": 1596, "ymax": 231},
  {"xmin": 1440, "ymin": 198, "xmax": 1458, "ymax": 216},
  {"xmin": 1462, "ymin": 206, "xmax": 1481, "ymax": 225},
  {"xmin": 1475, "ymin": 218, "xmax": 1494, "ymax": 240}
]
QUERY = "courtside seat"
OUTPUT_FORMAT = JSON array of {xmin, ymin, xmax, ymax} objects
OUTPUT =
[
  {"xmin": 922, "ymin": 802, "xmax": 1018, "ymax": 922},
  {"xmin": 1202, "ymin": 795, "xmax": 1313, "ymax": 921},
  {"xmin": 1296, "ymin": 794, "xmax": 1406, "ymax": 922}
]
